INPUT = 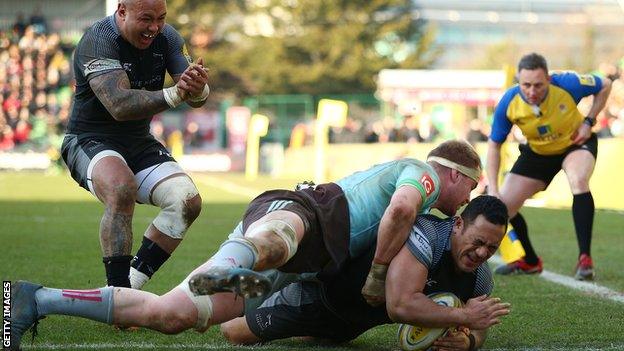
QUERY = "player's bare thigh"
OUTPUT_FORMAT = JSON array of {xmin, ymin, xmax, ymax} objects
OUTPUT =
[
  {"xmin": 246, "ymin": 210, "xmax": 306, "ymax": 242},
  {"xmin": 91, "ymin": 156, "xmax": 137, "ymax": 205}
]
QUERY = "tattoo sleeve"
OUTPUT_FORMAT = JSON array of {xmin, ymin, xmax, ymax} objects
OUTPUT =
[{"xmin": 89, "ymin": 70, "xmax": 170, "ymax": 121}]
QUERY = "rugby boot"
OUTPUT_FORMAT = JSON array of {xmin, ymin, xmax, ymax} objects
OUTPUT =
[
  {"xmin": 9, "ymin": 281, "xmax": 44, "ymax": 351},
  {"xmin": 188, "ymin": 267, "xmax": 271, "ymax": 298},
  {"xmin": 574, "ymin": 254, "xmax": 595, "ymax": 281},
  {"xmin": 494, "ymin": 257, "xmax": 543, "ymax": 275}
]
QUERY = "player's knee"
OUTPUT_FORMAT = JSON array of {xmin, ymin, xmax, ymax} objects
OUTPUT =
[
  {"xmin": 176, "ymin": 278, "xmax": 214, "ymax": 332},
  {"xmin": 160, "ymin": 307, "xmax": 196, "ymax": 334},
  {"xmin": 106, "ymin": 179, "xmax": 137, "ymax": 207},
  {"xmin": 151, "ymin": 176, "xmax": 201, "ymax": 239},
  {"xmin": 221, "ymin": 321, "xmax": 257, "ymax": 345},
  {"xmin": 185, "ymin": 192, "xmax": 202, "ymax": 224},
  {"xmin": 568, "ymin": 177, "xmax": 590, "ymax": 193},
  {"xmin": 246, "ymin": 220, "xmax": 298, "ymax": 266}
]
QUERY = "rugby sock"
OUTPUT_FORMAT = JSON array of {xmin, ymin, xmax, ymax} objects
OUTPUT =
[
  {"xmin": 209, "ymin": 239, "xmax": 257, "ymax": 269},
  {"xmin": 572, "ymin": 192, "xmax": 594, "ymax": 256},
  {"xmin": 131, "ymin": 237, "xmax": 171, "ymax": 278},
  {"xmin": 129, "ymin": 237, "xmax": 171, "ymax": 289},
  {"xmin": 35, "ymin": 286, "xmax": 114, "ymax": 324},
  {"xmin": 103, "ymin": 255, "xmax": 132, "ymax": 287},
  {"xmin": 510, "ymin": 213, "xmax": 539, "ymax": 265}
]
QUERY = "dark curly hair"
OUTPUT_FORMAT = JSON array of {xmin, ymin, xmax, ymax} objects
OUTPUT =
[{"xmin": 461, "ymin": 195, "xmax": 509, "ymax": 232}]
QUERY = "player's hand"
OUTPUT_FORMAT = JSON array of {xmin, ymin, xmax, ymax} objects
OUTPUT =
[
  {"xmin": 431, "ymin": 327, "xmax": 470, "ymax": 351},
  {"xmin": 177, "ymin": 58, "xmax": 209, "ymax": 99},
  {"xmin": 361, "ymin": 263, "xmax": 388, "ymax": 306},
  {"xmin": 462, "ymin": 295, "xmax": 510, "ymax": 330},
  {"xmin": 571, "ymin": 123, "xmax": 592, "ymax": 145}
]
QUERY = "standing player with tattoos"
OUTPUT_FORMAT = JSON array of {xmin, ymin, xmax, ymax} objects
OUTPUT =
[{"xmin": 61, "ymin": 0, "xmax": 209, "ymax": 288}]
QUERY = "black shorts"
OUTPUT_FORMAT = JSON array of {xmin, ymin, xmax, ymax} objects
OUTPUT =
[
  {"xmin": 245, "ymin": 281, "xmax": 365, "ymax": 342},
  {"xmin": 241, "ymin": 183, "xmax": 350, "ymax": 277},
  {"xmin": 510, "ymin": 133, "xmax": 598, "ymax": 186},
  {"xmin": 61, "ymin": 133, "xmax": 175, "ymax": 193}
]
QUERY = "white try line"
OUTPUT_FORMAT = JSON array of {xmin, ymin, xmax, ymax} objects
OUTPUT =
[
  {"xmin": 24, "ymin": 342, "xmax": 287, "ymax": 350},
  {"xmin": 490, "ymin": 255, "xmax": 624, "ymax": 304}
]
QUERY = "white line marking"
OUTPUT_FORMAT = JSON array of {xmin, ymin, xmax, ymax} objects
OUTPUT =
[
  {"xmin": 24, "ymin": 342, "xmax": 291, "ymax": 350},
  {"xmin": 490, "ymin": 255, "xmax": 624, "ymax": 304}
]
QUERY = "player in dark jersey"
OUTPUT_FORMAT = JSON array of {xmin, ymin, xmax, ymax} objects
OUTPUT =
[
  {"xmin": 219, "ymin": 195, "xmax": 510, "ymax": 350},
  {"xmin": 61, "ymin": 0, "xmax": 210, "ymax": 288}
]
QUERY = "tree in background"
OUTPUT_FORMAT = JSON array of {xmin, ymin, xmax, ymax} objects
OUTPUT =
[{"xmin": 168, "ymin": 0, "xmax": 441, "ymax": 98}]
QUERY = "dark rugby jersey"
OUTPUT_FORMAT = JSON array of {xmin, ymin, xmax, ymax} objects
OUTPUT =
[
  {"xmin": 68, "ymin": 14, "xmax": 190, "ymax": 136},
  {"xmin": 322, "ymin": 215, "xmax": 493, "ymax": 329}
]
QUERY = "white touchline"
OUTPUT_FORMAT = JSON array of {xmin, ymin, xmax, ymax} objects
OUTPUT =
[{"xmin": 490, "ymin": 255, "xmax": 624, "ymax": 304}]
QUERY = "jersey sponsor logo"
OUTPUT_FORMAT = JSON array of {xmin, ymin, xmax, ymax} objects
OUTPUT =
[
  {"xmin": 83, "ymin": 58, "xmax": 122, "ymax": 76},
  {"xmin": 420, "ymin": 173, "xmax": 435, "ymax": 196},
  {"xmin": 409, "ymin": 227, "xmax": 433, "ymax": 264},
  {"xmin": 254, "ymin": 312, "xmax": 272, "ymax": 331},
  {"xmin": 577, "ymin": 74, "xmax": 596, "ymax": 86},
  {"xmin": 537, "ymin": 124, "xmax": 552, "ymax": 136}
]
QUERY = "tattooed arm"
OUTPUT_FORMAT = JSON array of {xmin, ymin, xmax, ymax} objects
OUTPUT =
[{"xmin": 89, "ymin": 70, "xmax": 185, "ymax": 121}]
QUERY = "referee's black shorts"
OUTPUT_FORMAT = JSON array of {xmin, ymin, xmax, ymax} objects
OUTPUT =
[{"xmin": 510, "ymin": 133, "xmax": 598, "ymax": 186}]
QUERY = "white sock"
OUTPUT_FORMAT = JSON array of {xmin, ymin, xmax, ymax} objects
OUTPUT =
[
  {"xmin": 209, "ymin": 239, "xmax": 257, "ymax": 269},
  {"xmin": 129, "ymin": 267, "xmax": 150, "ymax": 290}
]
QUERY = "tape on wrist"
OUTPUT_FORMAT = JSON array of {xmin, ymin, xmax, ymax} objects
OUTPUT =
[
  {"xmin": 163, "ymin": 86, "xmax": 184, "ymax": 108},
  {"xmin": 189, "ymin": 84, "xmax": 210, "ymax": 103},
  {"xmin": 370, "ymin": 262, "xmax": 389, "ymax": 280}
]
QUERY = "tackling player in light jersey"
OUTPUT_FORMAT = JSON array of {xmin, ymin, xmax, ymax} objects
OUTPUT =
[{"xmin": 221, "ymin": 195, "xmax": 511, "ymax": 351}]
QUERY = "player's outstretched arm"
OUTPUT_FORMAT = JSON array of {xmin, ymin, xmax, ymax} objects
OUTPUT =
[
  {"xmin": 362, "ymin": 185, "xmax": 422, "ymax": 306},
  {"xmin": 385, "ymin": 245, "xmax": 465, "ymax": 328},
  {"xmin": 89, "ymin": 69, "xmax": 180, "ymax": 121}
]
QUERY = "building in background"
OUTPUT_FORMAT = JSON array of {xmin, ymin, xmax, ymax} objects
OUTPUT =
[{"xmin": 414, "ymin": 0, "xmax": 624, "ymax": 70}]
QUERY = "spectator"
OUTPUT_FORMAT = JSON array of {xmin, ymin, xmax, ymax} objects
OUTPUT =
[
  {"xmin": 12, "ymin": 12, "xmax": 27, "ymax": 37},
  {"xmin": 29, "ymin": 5, "xmax": 48, "ymax": 34}
]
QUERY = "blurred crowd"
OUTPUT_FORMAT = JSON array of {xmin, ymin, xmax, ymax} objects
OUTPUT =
[{"xmin": 0, "ymin": 13, "xmax": 73, "ymax": 158}]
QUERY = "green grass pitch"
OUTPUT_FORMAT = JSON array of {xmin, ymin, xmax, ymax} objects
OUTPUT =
[{"xmin": 1, "ymin": 171, "xmax": 623, "ymax": 350}]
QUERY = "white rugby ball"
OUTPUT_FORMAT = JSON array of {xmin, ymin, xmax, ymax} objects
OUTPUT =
[{"xmin": 397, "ymin": 292, "xmax": 462, "ymax": 351}]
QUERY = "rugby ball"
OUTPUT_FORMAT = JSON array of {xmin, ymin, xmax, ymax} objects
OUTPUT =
[{"xmin": 397, "ymin": 292, "xmax": 462, "ymax": 351}]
